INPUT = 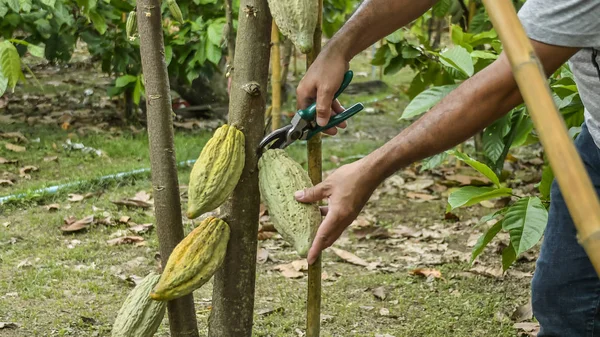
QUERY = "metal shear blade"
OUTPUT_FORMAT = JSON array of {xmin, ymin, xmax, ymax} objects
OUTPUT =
[{"xmin": 258, "ymin": 125, "xmax": 293, "ymax": 153}]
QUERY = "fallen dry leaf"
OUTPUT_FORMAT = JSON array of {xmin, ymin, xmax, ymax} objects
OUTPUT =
[
  {"xmin": 406, "ymin": 192, "xmax": 438, "ymax": 201},
  {"xmin": 0, "ymin": 322, "xmax": 18, "ymax": 329},
  {"xmin": 274, "ymin": 263, "xmax": 304, "ymax": 279},
  {"xmin": 5, "ymin": 143, "xmax": 26, "ymax": 152},
  {"xmin": 112, "ymin": 198, "xmax": 152, "ymax": 209},
  {"xmin": 330, "ymin": 247, "xmax": 369, "ymax": 267},
  {"xmin": 1, "ymin": 132, "xmax": 29, "ymax": 143},
  {"xmin": 97, "ymin": 216, "xmax": 113, "ymax": 226},
  {"xmin": 68, "ymin": 194, "xmax": 85, "ymax": 202},
  {"xmin": 133, "ymin": 190, "xmax": 151, "ymax": 202},
  {"xmin": 44, "ymin": 203, "xmax": 60, "ymax": 212},
  {"xmin": 257, "ymin": 307, "xmax": 284, "ymax": 316},
  {"xmin": 257, "ymin": 248, "xmax": 269, "ymax": 264},
  {"xmin": 372, "ymin": 286, "xmax": 387, "ymax": 300},
  {"xmin": 119, "ymin": 216, "xmax": 131, "ymax": 223},
  {"xmin": 352, "ymin": 225, "xmax": 391, "ymax": 240},
  {"xmin": 258, "ymin": 231, "xmax": 276, "ymax": 241},
  {"xmin": 444, "ymin": 174, "xmax": 490, "ymax": 186},
  {"xmin": 469, "ymin": 265, "xmax": 504, "ymax": 278},
  {"xmin": 19, "ymin": 165, "xmax": 38, "ymax": 178},
  {"xmin": 107, "ymin": 236, "xmax": 145, "ymax": 246},
  {"xmin": 410, "ymin": 268, "xmax": 442, "ymax": 279},
  {"xmin": 512, "ymin": 300, "xmax": 533, "ymax": 322},
  {"xmin": 60, "ymin": 215, "xmax": 94, "ymax": 233},
  {"xmin": 291, "ymin": 259, "xmax": 308, "ymax": 272},
  {"xmin": 16, "ymin": 259, "xmax": 32, "ymax": 269},
  {"xmin": 514, "ymin": 322, "xmax": 539, "ymax": 336},
  {"xmin": 43, "ymin": 156, "xmax": 59, "ymax": 162},
  {"xmin": 128, "ymin": 223, "xmax": 153, "ymax": 234},
  {"xmin": 0, "ymin": 179, "xmax": 14, "ymax": 186},
  {"xmin": 379, "ymin": 308, "xmax": 390, "ymax": 316},
  {"xmin": 403, "ymin": 179, "xmax": 434, "ymax": 191},
  {"xmin": 0, "ymin": 157, "xmax": 17, "ymax": 165}
]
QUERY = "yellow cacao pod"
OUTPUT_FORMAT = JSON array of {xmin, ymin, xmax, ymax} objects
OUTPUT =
[
  {"xmin": 258, "ymin": 149, "xmax": 320, "ymax": 257},
  {"xmin": 267, "ymin": 0, "xmax": 317, "ymax": 54},
  {"xmin": 112, "ymin": 272, "xmax": 166, "ymax": 337},
  {"xmin": 186, "ymin": 124, "xmax": 245, "ymax": 219},
  {"xmin": 167, "ymin": 0, "xmax": 184, "ymax": 24},
  {"xmin": 126, "ymin": 11, "xmax": 137, "ymax": 41},
  {"xmin": 150, "ymin": 217, "xmax": 230, "ymax": 301}
]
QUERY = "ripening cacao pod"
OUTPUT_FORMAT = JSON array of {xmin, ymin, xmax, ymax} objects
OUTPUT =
[
  {"xmin": 126, "ymin": 11, "xmax": 137, "ymax": 41},
  {"xmin": 267, "ymin": 0, "xmax": 318, "ymax": 54},
  {"xmin": 258, "ymin": 149, "xmax": 320, "ymax": 257},
  {"xmin": 150, "ymin": 217, "xmax": 230, "ymax": 301},
  {"xmin": 186, "ymin": 124, "xmax": 245, "ymax": 219},
  {"xmin": 167, "ymin": 0, "xmax": 184, "ymax": 24},
  {"xmin": 112, "ymin": 272, "xmax": 166, "ymax": 337}
]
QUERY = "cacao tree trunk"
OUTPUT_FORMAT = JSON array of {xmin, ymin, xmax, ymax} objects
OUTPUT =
[
  {"xmin": 306, "ymin": 1, "xmax": 323, "ymax": 336},
  {"xmin": 208, "ymin": 0, "xmax": 272, "ymax": 336},
  {"xmin": 136, "ymin": 2, "xmax": 199, "ymax": 337},
  {"xmin": 271, "ymin": 22, "xmax": 282, "ymax": 130}
]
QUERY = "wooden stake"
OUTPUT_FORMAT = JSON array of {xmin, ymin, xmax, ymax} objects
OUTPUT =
[
  {"xmin": 482, "ymin": 0, "xmax": 600, "ymax": 276},
  {"xmin": 136, "ymin": 0, "xmax": 199, "ymax": 335},
  {"xmin": 306, "ymin": 1, "xmax": 323, "ymax": 336},
  {"xmin": 208, "ymin": 0, "xmax": 272, "ymax": 335},
  {"xmin": 271, "ymin": 22, "xmax": 282, "ymax": 130}
]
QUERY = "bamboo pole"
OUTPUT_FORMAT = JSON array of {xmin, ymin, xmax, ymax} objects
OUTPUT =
[
  {"xmin": 271, "ymin": 22, "xmax": 282, "ymax": 130},
  {"xmin": 482, "ymin": 0, "xmax": 600, "ymax": 276},
  {"xmin": 306, "ymin": 1, "xmax": 323, "ymax": 336},
  {"xmin": 136, "ymin": 1, "xmax": 199, "ymax": 336}
]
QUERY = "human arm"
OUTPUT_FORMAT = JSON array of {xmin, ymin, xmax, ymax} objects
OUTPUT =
[
  {"xmin": 297, "ymin": 40, "xmax": 580, "ymax": 264},
  {"xmin": 296, "ymin": 0, "xmax": 437, "ymax": 127}
]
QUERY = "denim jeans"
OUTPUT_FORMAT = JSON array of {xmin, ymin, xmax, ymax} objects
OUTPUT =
[{"xmin": 532, "ymin": 123, "xmax": 600, "ymax": 336}]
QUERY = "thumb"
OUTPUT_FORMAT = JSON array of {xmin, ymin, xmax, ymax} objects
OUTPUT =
[{"xmin": 295, "ymin": 183, "xmax": 329, "ymax": 203}]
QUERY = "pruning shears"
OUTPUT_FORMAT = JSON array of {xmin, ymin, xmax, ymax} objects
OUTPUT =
[{"xmin": 258, "ymin": 70, "xmax": 364, "ymax": 155}]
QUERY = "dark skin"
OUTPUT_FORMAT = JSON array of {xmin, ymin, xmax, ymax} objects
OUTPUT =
[{"xmin": 294, "ymin": 0, "xmax": 580, "ymax": 265}]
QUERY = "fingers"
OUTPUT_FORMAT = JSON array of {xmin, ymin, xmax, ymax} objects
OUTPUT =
[
  {"xmin": 294, "ymin": 183, "xmax": 330, "ymax": 203},
  {"xmin": 319, "ymin": 206, "xmax": 329, "ymax": 216},
  {"xmin": 307, "ymin": 211, "xmax": 345, "ymax": 265},
  {"xmin": 315, "ymin": 85, "xmax": 336, "ymax": 127},
  {"xmin": 296, "ymin": 79, "xmax": 316, "ymax": 110}
]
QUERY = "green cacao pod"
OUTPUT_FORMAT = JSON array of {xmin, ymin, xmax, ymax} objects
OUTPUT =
[
  {"xmin": 126, "ymin": 11, "xmax": 137, "ymax": 41},
  {"xmin": 112, "ymin": 272, "xmax": 166, "ymax": 337},
  {"xmin": 167, "ymin": 0, "xmax": 184, "ymax": 24},
  {"xmin": 267, "ymin": 0, "xmax": 318, "ymax": 54},
  {"xmin": 150, "ymin": 217, "xmax": 230, "ymax": 301},
  {"xmin": 258, "ymin": 149, "xmax": 320, "ymax": 257},
  {"xmin": 186, "ymin": 124, "xmax": 245, "ymax": 219}
]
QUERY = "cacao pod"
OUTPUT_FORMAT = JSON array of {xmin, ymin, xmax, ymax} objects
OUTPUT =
[
  {"xmin": 112, "ymin": 272, "xmax": 166, "ymax": 337},
  {"xmin": 267, "ymin": 0, "xmax": 318, "ymax": 54},
  {"xmin": 186, "ymin": 124, "xmax": 245, "ymax": 219},
  {"xmin": 258, "ymin": 149, "xmax": 320, "ymax": 257},
  {"xmin": 126, "ymin": 11, "xmax": 137, "ymax": 41},
  {"xmin": 167, "ymin": 0, "xmax": 184, "ymax": 24},
  {"xmin": 151, "ymin": 217, "xmax": 230, "ymax": 301}
]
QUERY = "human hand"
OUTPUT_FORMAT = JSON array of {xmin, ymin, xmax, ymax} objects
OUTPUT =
[
  {"xmin": 294, "ymin": 159, "xmax": 380, "ymax": 264},
  {"xmin": 296, "ymin": 49, "xmax": 350, "ymax": 136}
]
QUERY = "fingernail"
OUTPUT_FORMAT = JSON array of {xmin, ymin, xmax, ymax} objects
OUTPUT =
[
  {"xmin": 317, "ymin": 117, "xmax": 327, "ymax": 126},
  {"xmin": 294, "ymin": 190, "xmax": 304, "ymax": 199}
]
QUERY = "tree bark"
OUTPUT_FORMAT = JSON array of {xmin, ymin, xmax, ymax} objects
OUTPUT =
[
  {"xmin": 306, "ymin": 1, "xmax": 323, "ymax": 336},
  {"xmin": 136, "ymin": 1, "xmax": 199, "ymax": 337},
  {"xmin": 271, "ymin": 22, "xmax": 282, "ymax": 130},
  {"xmin": 208, "ymin": 0, "xmax": 272, "ymax": 336}
]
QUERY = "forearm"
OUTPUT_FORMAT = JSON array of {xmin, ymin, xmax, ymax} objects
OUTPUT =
[
  {"xmin": 327, "ymin": 0, "xmax": 437, "ymax": 61},
  {"xmin": 367, "ymin": 54, "xmax": 522, "ymax": 182}
]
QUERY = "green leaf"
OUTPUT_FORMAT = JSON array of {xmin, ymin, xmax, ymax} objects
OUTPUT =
[
  {"xmin": 0, "ymin": 73, "xmax": 8, "ymax": 96},
  {"xmin": 0, "ymin": 3, "xmax": 8, "ymax": 16},
  {"xmin": 5, "ymin": 0, "xmax": 19, "ymax": 13},
  {"xmin": 511, "ymin": 112, "xmax": 533, "ymax": 148},
  {"xmin": 502, "ymin": 242, "xmax": 516, "ymax": 271},
  {"xmin": 89, "ymin": 11, "xmax": 107, "ymax": 34},
  {"xmin": 164, "ymin": 45, "xmax": 173, "ymax": 66},
  {"xmin": 40, "ymin": 0, "xmax": 56, "ymax": 7},
  {"xmin": 471, "ymin": 50, "xmax": 497, "ymax": 60},
  {"xmin": 432, "ymin": 0, "xmax": 451, "ymax": 17},
  {"xmin": 206, "ymin": 38, "xmax": 222, "ymax": 65},
  {"xmin": 468, "ymin": 11, "xmax": 489, "ymax": 33},
  {"xmin": 447, "ymin": 186, "xmax": 512, "ymax": 211},
  {"xmin": 401, "ymin": 84, "xmax": 458, "ymax": 120},
  {"xmin": 371, "ymin": 45, "xmax": 390, "ymax": 66},
  {"xmin": 482, "ymin": 114, "xmax": 511, "ymax": 163},
  {"xmin": 568, "ymin": 126, "xmax": 582, "ymax": 139},
  {"xmin": 401, "ymin": 45, "xmax": 420, "ymax": 59},
  {"xmin": 385, "ymin": 30, "xmax": 403, "ymax": 43},
  {"xmin": 18, "ymin": 0, "xmax": 31, "ymax": 12},
  {"xmin": 470, "ymin": 220, "xmax": 503, "ymax": 263},
  {"xmin": 27, "ymin": 44, "xmax": 45, "ymax": 58},
  {"xmin": 420, "ymin": 152, "xmax": 449, "ymax": 172},
  {"xmin": 115, "ymin": 74, "xmax": 137, "ymax": 88},
  {"xmin": 207, "ymin": 20, "xmax": 225, "ymax": 46},
  {"xmin": 538, "ymin": 164, "xmax": 554, "ymax": 200},
  {"xmin": 384, "ymin": 56, "xmax": 404, "ymax": 75},
  {"xmin": 451, "ymin": 24, "xmax": 464, "ymax": 46},
  {"xmin": 439, "ymin": 46, "xmax": 474, "ymax": 77},
  {"xmin": 449, "ymin": 150, "xmax": 501, "ymax": 186},
  {"xmin": 133, "ymin": 75, "xmax": 143, "ymax": 105},
  {"xmin": 502, "ymin": 197, "xmax": 548, "ymax": 256},
  {"xmin": 0, "ymin": 41, "xmax": 23, "ymax": 92}
]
